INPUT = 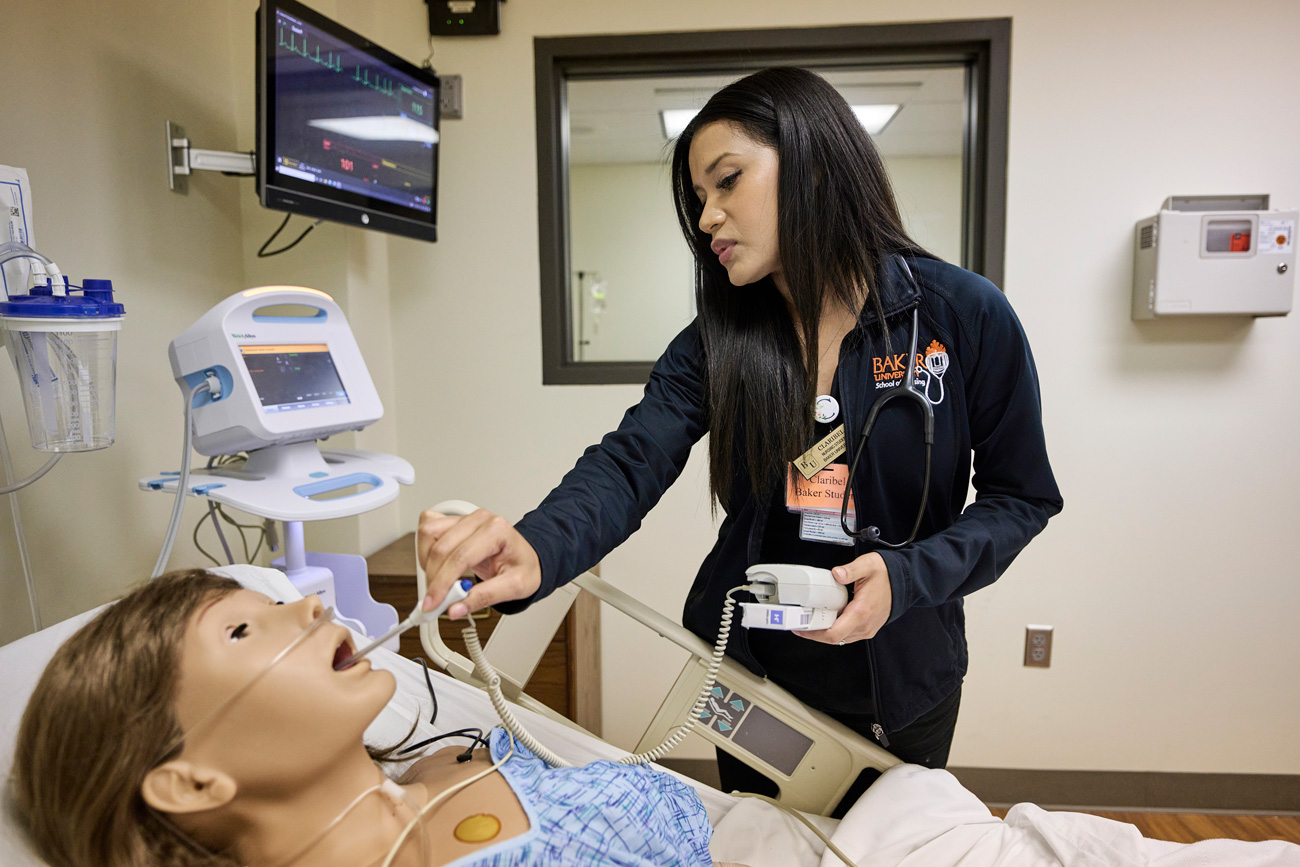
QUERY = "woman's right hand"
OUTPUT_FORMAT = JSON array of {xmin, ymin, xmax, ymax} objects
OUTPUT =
[{"xmin": 417, "ymin": 509, "xmax": 542, "ymax": 619}]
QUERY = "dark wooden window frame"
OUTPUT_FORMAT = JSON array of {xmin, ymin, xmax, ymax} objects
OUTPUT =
[{"xmin": 536, "ymin": 19, "xmax": 1011, "ymax": 385}]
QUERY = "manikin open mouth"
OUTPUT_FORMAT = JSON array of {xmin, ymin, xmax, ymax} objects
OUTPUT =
[{"xmin": 333, "ymin": 636, "xmax": 356, "ymax": 670}]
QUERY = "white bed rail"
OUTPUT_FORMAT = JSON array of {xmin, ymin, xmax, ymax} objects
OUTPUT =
[{"xmin": 417, "ymin": 500, "xmax": 899, "ymax": 816}]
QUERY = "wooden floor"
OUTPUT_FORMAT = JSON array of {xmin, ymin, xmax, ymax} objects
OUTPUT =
[{"xmin": 990, "ymin": 808, "xmax": 1300, "ymax": 844}]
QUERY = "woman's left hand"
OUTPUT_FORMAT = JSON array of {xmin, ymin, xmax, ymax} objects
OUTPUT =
[{"xmin": 797, "ymin": 552, "xmax": 892, "ymax": 645}]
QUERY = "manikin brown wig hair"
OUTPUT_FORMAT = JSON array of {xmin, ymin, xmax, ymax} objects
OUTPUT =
[
  {"xmin": 10, "ymin": 569, "xmax": 418, "ymax": 867},
  {"xmin": 10, "ymin": 569, "xmax": 244, "ymax": 867}
]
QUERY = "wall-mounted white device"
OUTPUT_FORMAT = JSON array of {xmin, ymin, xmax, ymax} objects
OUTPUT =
[
  {"xmin": 1132, "ymin": 194, "xmax": 1296, "ymax": 319},
  {"xmin": 741, "ymin": 563, "xmax": 848, "ymax": 631}
]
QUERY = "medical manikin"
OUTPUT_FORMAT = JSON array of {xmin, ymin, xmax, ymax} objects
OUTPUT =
[
  {"xmin": 10, "ymin": 571, "xmax": 719, "ymax": 867},
  {"xmin": 13, "ymin": 572, "xmax": 1300, "ymax": 867}
]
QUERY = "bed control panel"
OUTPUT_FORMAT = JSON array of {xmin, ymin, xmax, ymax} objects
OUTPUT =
[
  {"xmin": 639, "ymin": 656, "xmax": 896, "ymax": 814},
  {"xmin": 697, "ymin": 685, "xmax": 815, "ymax": 776}
]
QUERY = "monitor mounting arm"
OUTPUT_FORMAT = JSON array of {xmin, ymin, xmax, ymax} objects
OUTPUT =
[{"xmin": 166, "ymin": 120, "xmax": 255, "ymax": 193}]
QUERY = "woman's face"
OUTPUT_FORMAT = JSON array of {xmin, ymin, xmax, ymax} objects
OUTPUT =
[
  {"xmin": 688, "ymin": 121, "xmax": 782, "ymax": 288},
  {"xmin": 171, "ymin": 590, "xmax": 395, "ymax": 782}
]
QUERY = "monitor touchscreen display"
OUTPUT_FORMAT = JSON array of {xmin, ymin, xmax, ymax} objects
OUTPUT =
[
  {"xmin": 240, "ymin": 344, "xmax": 351, "ymax": 413},
  {"xmin": 262, "ymin": 0, "xmax": 439, "ymax": 238}
]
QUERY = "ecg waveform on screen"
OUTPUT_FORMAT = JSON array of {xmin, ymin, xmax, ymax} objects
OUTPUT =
[
  {"xmin": 278, "ymin": 26, "xmax": 343, "ymax": 72},
  {"xmin": 352, "ymin": 67, "xmax": 396, "ymax": 99},
  {"xmin": 278, "ymin": 25, "xmax": 403, "ymax": 103}
]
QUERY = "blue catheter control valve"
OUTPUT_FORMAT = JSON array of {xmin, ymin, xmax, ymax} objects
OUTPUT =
[{"xmin": 334, "ymin": 578, "xmax": 473, "ymax": 670}]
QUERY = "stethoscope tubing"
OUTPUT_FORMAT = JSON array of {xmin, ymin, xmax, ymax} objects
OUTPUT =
[{"xmin": 839, "ymin": 264, "xmax": 936, "ymax": 549}]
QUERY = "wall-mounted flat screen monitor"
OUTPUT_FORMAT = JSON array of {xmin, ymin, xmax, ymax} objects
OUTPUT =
[{"xmin": 257, "ymin": 0, "xmax": 440, "ymax": 242}]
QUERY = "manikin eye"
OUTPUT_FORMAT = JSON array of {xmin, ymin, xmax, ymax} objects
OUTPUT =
[{"xmin": 229, "ymin": 624, "xmax": 249, "ymax": 643}]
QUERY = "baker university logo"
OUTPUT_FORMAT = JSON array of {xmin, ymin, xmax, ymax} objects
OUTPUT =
[{"xmin": 872, "ymin": 338, "xmax": 949, "ymax": 406}]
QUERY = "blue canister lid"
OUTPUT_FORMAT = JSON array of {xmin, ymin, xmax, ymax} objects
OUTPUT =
[{"xmin": 0, "ymin": 279, "xmax": 125, "ymax": 318}]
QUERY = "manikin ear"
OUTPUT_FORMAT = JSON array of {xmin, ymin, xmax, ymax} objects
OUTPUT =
[{"xmin": 141, "ymin": 760, "xmax": 238, "ymax": 815}]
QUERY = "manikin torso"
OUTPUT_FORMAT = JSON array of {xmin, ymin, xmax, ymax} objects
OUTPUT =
[{"xmin": 402, "ymin": 747, "xmax": 530, "ymax": 867}]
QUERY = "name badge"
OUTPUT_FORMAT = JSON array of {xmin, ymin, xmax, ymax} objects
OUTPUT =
[
  {"xmin": 787, "ymin": 463, "xmax": 856, "ymax": 546},
  {"xmin": 793, "ymin": 424, "xmax": 846, "ymax": 480},
  {"xmin": 799, "ymin": 510, "xmax": 855, "ymax": 546},
  {"xmin": 786, "ymin": 463, "xmax": 855, "ymax": 515}
]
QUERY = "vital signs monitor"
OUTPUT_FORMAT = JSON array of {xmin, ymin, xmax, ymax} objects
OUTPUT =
[
  {"xmin": 149, "ymin": 286, "xmax": 410, "ymax": 642},
  {"xmin": 168, "ymin": 286, "xmax": 383, "ymax": 456}
]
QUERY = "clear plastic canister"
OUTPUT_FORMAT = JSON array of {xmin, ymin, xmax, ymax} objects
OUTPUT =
[{"xmin": 0, "ymin": 278, "xmax": 125, "ymax": 453}]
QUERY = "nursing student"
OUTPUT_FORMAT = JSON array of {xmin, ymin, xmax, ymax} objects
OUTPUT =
[{"xmin": 418, "ymin": 67, "xmax": 1062, "ymax": 795}]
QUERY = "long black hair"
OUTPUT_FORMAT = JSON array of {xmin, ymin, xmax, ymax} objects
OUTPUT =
[{"xmin": 670, "ymin": 66, "xmax": 932, "ymax": 509}]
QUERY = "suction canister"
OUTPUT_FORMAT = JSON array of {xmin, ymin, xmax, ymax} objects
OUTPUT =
[{"xmin": 0, "ymin": 279, "xmax": 125, "ymax": 452}]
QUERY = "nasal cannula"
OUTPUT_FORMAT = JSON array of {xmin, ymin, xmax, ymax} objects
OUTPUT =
[{"xmin": 334, "ymin": 578, "xmax": 473, "ymax": 670}]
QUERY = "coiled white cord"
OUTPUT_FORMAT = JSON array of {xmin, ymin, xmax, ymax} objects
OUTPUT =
[
  {"xmin": 461, "ymin": 584, "xmax": 760, "ymax": 768},
  {"xmin": 448, "ymin": 588, "xmax": 867, "ymax": 867}
]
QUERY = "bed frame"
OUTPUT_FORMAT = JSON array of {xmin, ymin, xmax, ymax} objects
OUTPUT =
[{"xmin": 417, "ymin": 501, "xmax": 899, "ymax": 817}]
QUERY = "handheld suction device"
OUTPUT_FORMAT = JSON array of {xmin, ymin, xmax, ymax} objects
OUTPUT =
[
  {"xmin": 335, "ymin": 578, "xmax": 472, "ymax": 670},
  {"xmin": 740, "ymin": 563, "xmax": 848, "ymax": 631}
]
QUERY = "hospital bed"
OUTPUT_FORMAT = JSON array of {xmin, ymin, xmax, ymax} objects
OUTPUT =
[
  {"xmin": 415, "ymin": 501, "xmax": 899, "ymax": 818},
  {"xmin": 4, "ymin": 565, "xmax": 1297, "ymax": 867},
  {"xmin": 0, "ymin": 564, "xmax": 835, "ymax": 867}
]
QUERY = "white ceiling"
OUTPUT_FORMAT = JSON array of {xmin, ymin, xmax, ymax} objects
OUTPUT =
[{"xmin": 568, "ymin": 66, "xmax": 967, "ymax": 165}]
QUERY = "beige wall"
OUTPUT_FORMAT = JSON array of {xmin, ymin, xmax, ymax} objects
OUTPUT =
[
  {"xmin": 374, "ymin": 0, "xmax": 1300, "ymax": 773},
  {"xmin": 2, "ymin": 0, "xmax": 1298, "ymax": 777},
  {"xmin": 0, "ymin": 0, "xmax": 248, "ymax": 641}
]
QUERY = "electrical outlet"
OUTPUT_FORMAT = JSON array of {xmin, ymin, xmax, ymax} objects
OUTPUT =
[
  {"xmin": 441, "ymin": 74, "xmax": 463, "ymax": 120},
  {"xmin": 1024, "ymin": 625, "xmax": 1053, "ymax": 668}
]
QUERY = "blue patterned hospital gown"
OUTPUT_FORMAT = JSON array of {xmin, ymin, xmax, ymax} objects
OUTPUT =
[{"xmin": 443, "ymin": 727, "xmax": 713, "ymax": 867}]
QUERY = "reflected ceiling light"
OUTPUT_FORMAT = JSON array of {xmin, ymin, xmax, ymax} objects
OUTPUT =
[
  {"xmin": 662, "ymin": 104, "xmax": 901, "ymax": 140},
  {"xmin": 851, "ymin": 104, "xmax": 901, "ymax": 135},
  {"xmin": 660, "ymin": 108, "xmax": 699, "ymax": 139},
  {"xmin": 307, "ymin": 116, "xmax": 440, "ymax": 143}
]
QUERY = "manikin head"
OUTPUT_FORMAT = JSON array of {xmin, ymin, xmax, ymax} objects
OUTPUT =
[{"xmin": 10, "ymin": 570, "xmax": 396, "ymax": 867}]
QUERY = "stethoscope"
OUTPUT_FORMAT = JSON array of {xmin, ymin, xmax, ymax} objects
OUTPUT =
[{"xmin": 839, "ymin": 261, "xmax": 934, "ymax": 548}]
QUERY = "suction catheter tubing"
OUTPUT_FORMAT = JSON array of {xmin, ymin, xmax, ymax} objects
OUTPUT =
[
  {"xmin": 0, "ymin": 453, "xmax": 60, "ymax": 495},
  {"xmin": 334, "ymin": 580, "xmax": 473, "ymax": 671},
  {"xmin": 0, "ymin": 242, "xmax": 57, "ymax": 296},
  {"xmin": 0, "ymin": 241, "xmax": 54, "ymax": 269}
]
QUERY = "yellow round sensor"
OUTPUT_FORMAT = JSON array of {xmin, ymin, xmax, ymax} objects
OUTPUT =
[{"xmin": 453, "ymin": 813, "xmax": 502, "ymax": 844}]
